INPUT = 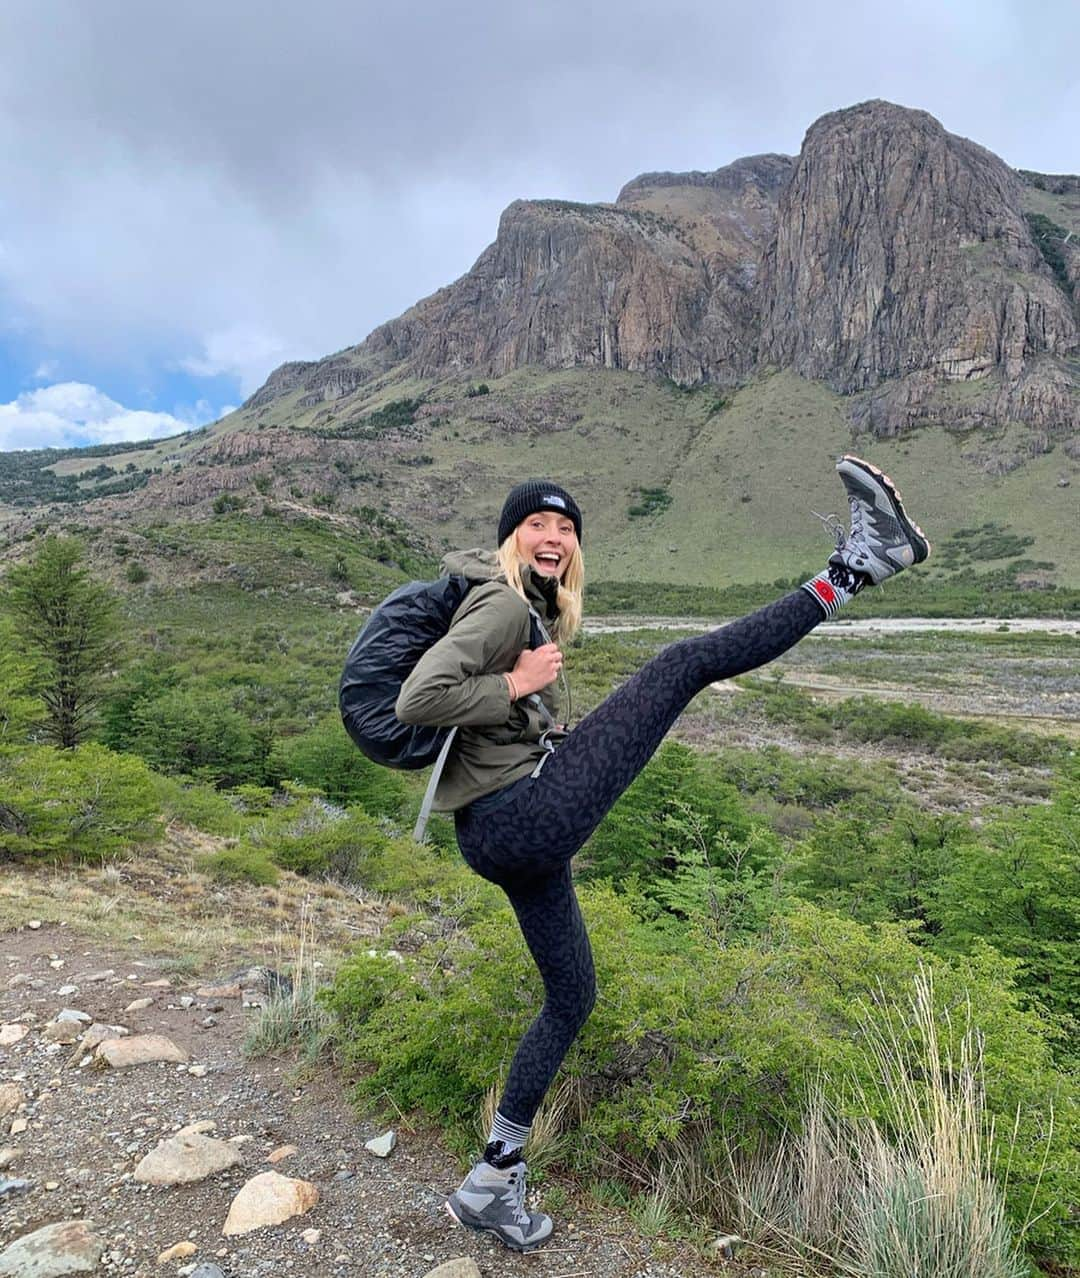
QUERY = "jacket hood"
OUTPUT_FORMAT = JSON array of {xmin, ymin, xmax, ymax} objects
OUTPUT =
[
  {"xmin": 441, "ymin": 548, "xmax": 560, "ymax": 621},
  {"xmin": 441, "ymin": 547, "xmax": 502, "ymax": 582}
]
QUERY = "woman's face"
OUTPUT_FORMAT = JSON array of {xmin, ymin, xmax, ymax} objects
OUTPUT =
[{"xmin": 516, "ymin": 510, "xmax": 577, "ymax": 581}]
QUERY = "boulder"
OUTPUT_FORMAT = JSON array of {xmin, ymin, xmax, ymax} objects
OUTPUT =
[
  {"xmin": 222, "ymin": 1171, "xmax": 319, "ymax": 1235},
  {"xmin": 96, "ymin": 1034, "xmax": 187, "ymax": 1067},
  {"xmin": 0, "ymin": 1221, "xmax": 105, "ymax": 1277},
  {"xmin": 133, "ymin": 1131, "xmax": 243, "ymax": 1186}
]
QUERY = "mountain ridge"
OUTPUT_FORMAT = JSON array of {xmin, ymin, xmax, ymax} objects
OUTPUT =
[{"xmin": 244, "ymin": 99, "xmax": 1079, "ymax": 445}]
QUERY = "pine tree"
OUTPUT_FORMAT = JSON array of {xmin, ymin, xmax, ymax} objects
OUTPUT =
[{"xmin": 4, "ymin": 536, "xmax": 121, "ymax": 747}]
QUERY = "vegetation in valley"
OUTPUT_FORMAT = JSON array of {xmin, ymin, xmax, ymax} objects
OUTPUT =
[{"xmin": 1, "ymin": 533, "xmax": 1078, "ymax": 1274}]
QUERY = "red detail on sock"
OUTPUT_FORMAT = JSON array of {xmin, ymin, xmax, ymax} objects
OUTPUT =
[{"xmin": 812, "ymin": 577, "xmax": 837, "ymax": 606}]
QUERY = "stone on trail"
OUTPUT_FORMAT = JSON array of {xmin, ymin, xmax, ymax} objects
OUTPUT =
[
  {"xmin": 43, "ymin": 1021, "xmax": 82, "ymax": 1044},
  {"xmin": 80, "ymin": 969, "xmax": 114, "ymax": 983},
  {"xmin": 0, "ymin": 1220, "xmax": 105, "ymax": 1277},
  {"xmin": 134, "ymin": 1130, "xmax": 243, "ymax": 1185},
  {"xmin": 27, "ymin": 919, "xmax": 42, "ymax": 930},
  {"xmin": 0, "ymin": 1177, "xmax": 32, "ymax": 1199},
  {"xmin": 364, "ymin": 1129, "xmax": 396, "ymax": 1158},
  {"xmin": 301, "ymin": 1228, "xmax": 321, "ymax": 1245},
  {"xmin": 96, "ymin": 1034, "xmax": 188, "ymax": 1067},
  {"xmin": 80, "ymin": 1023, "xmax": 128, "ymax": 1052},
  {"xmin": 188, "ymin": 1266, "xmax": 226, "ymax": 1278},
  {"xmin": 0, "ymin": 1023, "xmax": 29, "ymax": 1046},
  {"xmin": 422, "ymin": 1260, "xmax": 483, "ymax": 1278},
  {"xmin": 123, "ymin": 997, "xmax": 154, "ymax": 1013},
  {"xmin": 176, "ymin": 1120, "xmax": 216, "ymax": 1138},
  {"xmin": 195, "ymin": 983, "xmax": 241, "ymax": 999},
  {"xmin": 0, "ymin": 1083, "xmax": 23, "ymax": 1118},
  {"xmin": 222, "ymin": 1171, "xmax": 319, "ymax": 1235},
  {"xmin": 0, "ymin": 1147, "xmax": 21, "ymax": 1170},
  {"xmin": 55, "ymin": 1010, "xmax": 92, "ymax": 1024},
  {"xmin": 267, "ymin": 1143, "xmax": 298, "ymax": 1164},
  {"xmin": 156, "ymin": 1240, "xmax": 198, "ymax": 1263}
]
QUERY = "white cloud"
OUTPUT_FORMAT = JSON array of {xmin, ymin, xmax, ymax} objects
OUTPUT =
[
  {"xmin": 33, "ymin": 359, "xmax": 58, "ymax": 381},
  {"xmin": 0, "ymin": 381, "xmax": 213, "ymax": 451},
  {"xmin": 179, "ymin": 326, "xmax": 292, "ymax": 396}
]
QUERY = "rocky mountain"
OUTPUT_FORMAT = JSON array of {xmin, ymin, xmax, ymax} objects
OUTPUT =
[
  {"xmin": 3, "ymin": 100, "xmax": 1079, "ymax": 593},
  {"xmin": 248, "ymin": 100, "xmax": 1079, "ymax": 443}
]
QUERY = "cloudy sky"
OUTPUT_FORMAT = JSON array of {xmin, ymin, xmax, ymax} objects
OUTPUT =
[{"xmin": 1, "ymin": 0, "xmax": 1077, "ymax": 451}]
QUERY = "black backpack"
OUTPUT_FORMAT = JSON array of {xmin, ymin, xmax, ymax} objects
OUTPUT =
[
  {"xmin": 338, "ymin": 575, "xmax": 552, "ymax": 839},
  {"xmin": 339, "ymin": 575, "xmax": 471, "ymax": 770}
]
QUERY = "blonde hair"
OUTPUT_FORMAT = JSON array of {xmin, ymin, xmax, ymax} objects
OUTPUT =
[{"xmin": 496, "ymin": 530, "xmax": 584, "ymax": 641}]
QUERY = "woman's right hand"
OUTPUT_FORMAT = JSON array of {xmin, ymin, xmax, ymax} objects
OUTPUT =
[{"xmin": 509, "ymin": 643, "xmax": 563, "ymax": 698}]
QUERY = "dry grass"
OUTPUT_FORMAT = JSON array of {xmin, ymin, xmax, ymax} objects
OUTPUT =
[
  {"xmin": 0, "ymin": 827, "xmax": 388, "ymax": 976},
  {"xmin": 720, "ymin": 968, "xmax": 1030, "ymax": 1278},
  {"xmin": 243, "ymin": 896, "xmax": 335, "ymax": 1061}
]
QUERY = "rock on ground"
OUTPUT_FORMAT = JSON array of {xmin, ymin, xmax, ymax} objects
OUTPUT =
[
  {"xmin": 95, "ymin": 1033, "xmax": 187, "ymax": 1067},
  {"xmin": 156, "ymin": 1241, "xmax": 197, "ymax": 1263},
  {"xmin": 0, "ymin": 1220, "xmax": 105, "ymax": 1277},
  {"xmin": 364, "ymin": 1129, "xmax": 396, "ymax": 1157},
  {"xmin": 422, "ymin": 1260, "xmax": 483, "ymax": 1278},
  {"xmin": 222, "ymin": 1170, "xmax": 319, "ymax": 1235},
  {"xmin": 0, "ymin": 1083, "xmax": 23, "ymax": 1118},
  {"xmin": 133, "ymin": 1131, "xmax": 243, "ymax": 1185}
]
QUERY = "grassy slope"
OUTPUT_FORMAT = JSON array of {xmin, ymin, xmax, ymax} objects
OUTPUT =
[
  {"xmin": 286, "ymin": 365, "xmax": 1079, "ymax": 589},
  {"xmin": 4, "ymin": 361, "xmax": 1079, "ymax": 592}
]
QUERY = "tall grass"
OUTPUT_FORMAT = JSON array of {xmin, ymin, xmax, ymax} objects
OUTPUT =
[
  {"xmin": 722, "ymin": 968, "xmax": 1031, "ymax": 1277},
  {"xmin": 243, "ymin": 896, "xmax": 334, "ymax": 1061}
]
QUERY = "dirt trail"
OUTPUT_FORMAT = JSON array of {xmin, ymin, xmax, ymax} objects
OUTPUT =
[{"xmin": 0, "ymin": 920, "xmax": 735, "ymax": 1278}]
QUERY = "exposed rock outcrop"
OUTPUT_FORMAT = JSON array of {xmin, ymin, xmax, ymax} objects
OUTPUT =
[
  {"xmin": 759, "ymin": 101, "xmax": 1076, "ymax": 392},
  {"xmin": 242, "ymin": 100, "xmax": 1079, "ymax": 443}
]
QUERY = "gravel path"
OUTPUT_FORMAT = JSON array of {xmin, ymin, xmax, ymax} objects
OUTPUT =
[{"xmin": 0, "ymin": 926, "xmax": 741, "ymax": 1278}]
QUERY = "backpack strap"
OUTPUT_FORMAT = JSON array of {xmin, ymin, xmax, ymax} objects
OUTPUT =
[{"xmin": 412, "ymin": 725, "xmax": 458, "ymax": 843}]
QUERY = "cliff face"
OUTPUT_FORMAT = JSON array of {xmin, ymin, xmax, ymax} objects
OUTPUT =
[
  {"xmin": 363, "ymin": 153, "xmax": 796, "ymax": 388},
  {"xmin": 248, "ymin": 101, "xmax": 1079, "ymax": 440},
  {"xmin": 757, "ymin": 102, "xmax": 1078, "ymax": 437}
]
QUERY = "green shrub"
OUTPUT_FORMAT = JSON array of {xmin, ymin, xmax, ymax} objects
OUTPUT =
[
  {"xmin": 150, "ymin": 774, "xmax": 247, "ymax": 837},
  {"xmin": 269, "ymin": 715, "xmax": 410, "ymax": 817},
  {"xmin": 580, "ymin": 742, "xmax": 754, "ymax": 890},
  {"xmin": 0, "ymin": 743, "xmax": 161, "ymax": 861},
  {"xmin": 200, "ymin": 844, "xmax": 279, "ymax": 885},
  {"xmin": 326, "ymin": 890, "xmax": 1077, "ymax": 1265},
  {"xmin": 126, "ymin": 687, "xmax": 268, "ymax": 787},
  {"xmin": 125, "ymin": 562, "xmax": 149, "ymax": 584},
  {"xmin": 930, "ymin": 765, "xmax": 1080, "ymax": 1028},
  {"xmin": 0, "ymin": 616, "xmax": 37, "ymax": 745}
]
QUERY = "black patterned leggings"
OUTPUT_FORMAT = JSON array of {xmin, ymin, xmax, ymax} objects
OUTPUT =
[{"xmin": 453, "ymin": 588, "xmax": 823, "ymax": 1126}]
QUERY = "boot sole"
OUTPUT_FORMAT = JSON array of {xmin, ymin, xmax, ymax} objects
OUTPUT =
[
  {"xmin": 444, "ymin": 1197, "xmax": 550, "ymax": 1254},
  {"xmin": 838, "ymin": 454, "xmax": 932, "ymax": 563}
]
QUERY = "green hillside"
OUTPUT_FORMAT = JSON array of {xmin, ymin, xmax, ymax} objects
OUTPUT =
[{"xmin": 3, "ymin": 364, "xmax": 1079, "ymax": 603}]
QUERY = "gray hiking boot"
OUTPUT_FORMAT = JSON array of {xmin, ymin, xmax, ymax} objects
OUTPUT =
[
  {"xmin": 445, "ymin": 1158, "xmax": 553, "ymax": 1253},
  {"xmin": 828, "ymin": 454, "xmax": 931, "ymax": 584}
]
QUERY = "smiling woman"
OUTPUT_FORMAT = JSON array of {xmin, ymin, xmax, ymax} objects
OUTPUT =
[{"xmin": 390, "ymin": 460, "xmax": 933, "ymax": 1252}]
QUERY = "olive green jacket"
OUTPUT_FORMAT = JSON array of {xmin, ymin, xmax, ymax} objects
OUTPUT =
[{"xmin": 394, "ymin": 549, "xmax": 566, "ymax": 811}]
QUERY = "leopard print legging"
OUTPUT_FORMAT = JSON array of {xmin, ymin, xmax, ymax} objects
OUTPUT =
[{"xmin": 453, "ymin": 588, "xmax": 824, "ymax": 1126}]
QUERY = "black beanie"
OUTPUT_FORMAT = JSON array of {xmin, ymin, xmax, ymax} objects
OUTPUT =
[{"xmin": 497, "ymin": 480, "xmax": 583, "ymax": 547}]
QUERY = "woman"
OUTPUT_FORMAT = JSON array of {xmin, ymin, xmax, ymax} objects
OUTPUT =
[{"xmin": 395, "ymin": 459, "xmax": 930, "ymax": 1252}]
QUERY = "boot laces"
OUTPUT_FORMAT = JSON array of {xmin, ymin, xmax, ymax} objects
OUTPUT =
[
  {"xmin": 500, "ymin": 1168, "xmax": 530, "ymax": 1225},
  {"xmin": 811, "ymin": 509, "xmax": 848, "ymax": 550}
]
